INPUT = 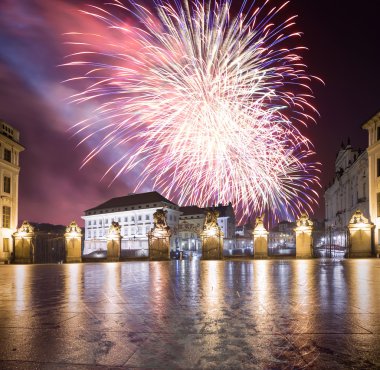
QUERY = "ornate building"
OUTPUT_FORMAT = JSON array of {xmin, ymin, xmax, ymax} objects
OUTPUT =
[
  {"xmin": 324, "ymin": 139, "xmax": 368, "ymax": 230},
  {"xmin": 178, "ymin": 203, "xmax": 236, "ymax": 251},
  {"xmin": 178, "ymin": 205, "xmax": 204, "ymax": 251},
  {"xmin": 0, "ymin": 121, "xmax": 24, "ymax": 263},
  {"xmin": 82, "ymin": 191, "xmax": 181, "ymax": 255},
  {"xmin": 362, "ymin": 111, "xmax": 380, "ymax": 246},
  {"xmin": 268, "ymin": 220, "xmax": 296, "ymax": 248}
]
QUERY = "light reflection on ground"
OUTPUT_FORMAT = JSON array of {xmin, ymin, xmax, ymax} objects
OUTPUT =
[{"xmin": 0, "ymin": 259, "xmax": 380, "ymax": 368}]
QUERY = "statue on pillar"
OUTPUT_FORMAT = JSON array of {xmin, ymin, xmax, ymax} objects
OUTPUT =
[
  {"xmin": 152, "ymin": 209, "xmax": 171, "ymax": 236},
  {"xmin": 107, "ymin": 221, "xmax": 122, "ymax": 262},
  {"xmin": 14, "ymin": 221, "xmax": 35, "ymax": 264},
  {"xmin": 64, "ymin": 221, "xmax": 82, "ymax": 263},
  {"xmin": 294, "ymin": 213, "xmax": 313, "ymax": 258},
  {"xmin": 253, "ymin": 214, "xmax": 268, "ymax": 259},
  {"xmin": 348, "ymin": 209, "xmax": 373, "ymax": 258},
  {"xmin": 148, "ymin": 209, "xmax": 172, "ymax": 260},
  {"xmin": 201, "ymin": 209, "xmax": 223, "ymax": 260}
]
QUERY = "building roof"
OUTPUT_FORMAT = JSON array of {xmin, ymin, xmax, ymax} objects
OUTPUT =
[
  {"xmin": 85, "ymin": 191, "xmax": 177, "ymax": 212},
  {"xmin": 179, "ymin": 203, "xmax": 235, "ymax": 218},
  {"xmin": 179, "ymin": 205, "xmax": 205, "ymax": 216},
  {"xmin": 213, "ymin": 203, "xmax": 234, "ymax": 218}
]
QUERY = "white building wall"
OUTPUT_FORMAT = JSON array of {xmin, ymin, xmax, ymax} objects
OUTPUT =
[
  {"xmin": 324, "ymin": 144, "xmax": 369, "ymax": 230},
  {"xmin": 82, "ymin": 205, "xmax": 180, "ymax": 255},
  {"xmin": 363, "ymin": 112, "xmax": 380, "ymax": 246},
  {"xmin": 0, "ymin": 121, "xmax": 24, "ymax": 263}
]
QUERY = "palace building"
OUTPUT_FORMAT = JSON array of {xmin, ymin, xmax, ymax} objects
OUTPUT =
[
  {"xmin": 362, "ymin": 111, "xmax": 380, "ymax": 246},
  {"xmin": 324, "ymin": 139, "xmax": 369, "ymax": 230},
  {"xmin": 178, "ymin": 203, "xmax": 236, "ymax": 250},
  {"xmin": 82, "ymin": 191, "xmax": 181, "ymax": 255},
  {"xmin": 0, "ymin": 120, "xmax": 24, "ymax": 263},
  {"xmin": 83, "ymin": 191, "xmax": 236, "ymax": 255}
]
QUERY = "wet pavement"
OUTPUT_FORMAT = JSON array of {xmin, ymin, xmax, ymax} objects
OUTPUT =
[{"xmin": 0, "ymin": 259, "xmax": 380, "ymax": 369}]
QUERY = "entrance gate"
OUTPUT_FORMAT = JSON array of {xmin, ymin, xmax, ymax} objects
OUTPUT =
[{"xmin": 313, "ymin": 227, "xmax": 349, "ymax": 258}]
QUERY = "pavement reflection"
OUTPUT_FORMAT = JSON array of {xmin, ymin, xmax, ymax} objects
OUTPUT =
[{"xmin": 0, "ymin": 259, "xmax": 380, "ymax": 368}]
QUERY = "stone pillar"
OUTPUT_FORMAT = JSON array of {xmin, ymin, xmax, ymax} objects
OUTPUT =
[
  {"xmin": 348, "ymin": 210, "xmax": 373, "ymax": 258},
  {"xmin": 64, "ymin": 221, "xmax": 82, "ymax": 263},
  {"xmin": 148, "ymin": 209, "xmax": 171, "ymax": 261},
  {"xmin": 201, "ymin": 210, "xmax": 224, "ymax": 260},
  {"xmin": 13, "ymin": 221, "xmax": 35, "ymax": 264},
  {"xmin": 107, "ymin": 221, "xmax": 121, "ymax": 262},
  {"xmin": 295, "ymin": 213, "xmax": 313, "ymax": 259},
  {"xmin": 253, "ymin": 215, "xmax": 268, "ymax": 259}
]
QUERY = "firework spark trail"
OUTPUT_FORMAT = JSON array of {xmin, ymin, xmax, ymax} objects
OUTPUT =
[{"xmin": 64, "ymin": 0, "xmax": 321, "ymax": 222}]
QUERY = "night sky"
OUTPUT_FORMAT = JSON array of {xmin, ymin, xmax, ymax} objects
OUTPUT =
[{"xmin": 0, "ymin": 0, "xmax": 379, "ymax": 226}]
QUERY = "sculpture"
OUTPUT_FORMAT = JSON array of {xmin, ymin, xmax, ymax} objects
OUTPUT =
[
  {"xmin": 109, "ymin": 221, "xmax": 121, "ymax": 235},
  {"xmin": 149, "ymin": 208, "xmax": 171, "ymax": 260},
  {"xmin": 204, "ymin": 209, "xmax": 219, "ymax": 230},
  {"xmin": 153, "ymin": 208, "xmax": 170, "ymax": 232},
  {"xmin": 255, "ymin": 214, "xmax": 265, "ymax": 228},
  {"xmin": 296, "ymin": 213, "xmax": 313, "ymax": 228},
  {"xmin": 17, "ymin": 220, "xmax": 34, "ymax": 234},
  {"xmin": 350, "ymin": 209, "xmax": 368, "ymax": 225},
  {"xmin": 65, "ymin": 220, "xmax": 82, "ymax": 236}
]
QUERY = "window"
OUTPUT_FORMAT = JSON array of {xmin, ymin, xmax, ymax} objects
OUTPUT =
[
  {"xmin": 145, "ymin": 215, "xmax": 150, "ymax": 220},
  {"xmin": 377, "ymin": 159, "xmax": 380, "ymax": 177},
  {"xmin": 89, "ymin": 220, "xmax": 91, "ymax": 226},
  {"xmin": 131, "ymin": 216, "xmax": 135, "ymax": 222},
  {"xmin": 377, "ymin": 193, "xmax": 380, "ymax": 217},
  {"xmin": 2, "ymin": 206, "xmax": 10, "ymax": 228},
  {"xmin": 124, "ymin": 217, "xmax": 128, "ymax": 222},
  {"xmin": 377, "ymin": 127, "xmax": 380, "ymax": 141},
  {"xmin": 3, "ymin": 176, "xmax": 10, "ymax": 194},
  {"xmin": 3, "ymin": 149, "xmax": 11, "ymax": 163},
  {"xmin": 138, "ymin": 215, "xmax": 142, "ymax": 221},
  {"xmin": 3, "ymin": 238, "xmax": 9, "ymax": 252}
]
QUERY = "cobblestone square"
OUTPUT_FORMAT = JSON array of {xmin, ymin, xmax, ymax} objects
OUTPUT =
[{"xmin": 1, "ymin": 259, "xmax": 380, "ymax": 369}]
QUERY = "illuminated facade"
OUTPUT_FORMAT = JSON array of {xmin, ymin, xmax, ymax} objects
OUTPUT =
[
  {"xmin": 178, "ymin": 206, "xmax": 204, "ymax": 251},
  {"xmin": 82, "ymin": 191, "xmax": 181, "ymax": 255},
  {"xmin": 0, "ymin": 121, "xmax": 24, "ymax": 263},
  {"xmin": 178, "ymin": 203, "xmax": 236, "ymax": 251},
  {"xmin": 268, "ymin": 221, "xmax": 296, "ymax": 248},
  {"xmin": 324, "ymin": 140, "xmax": 368, "ymax": 229},
  {"xmin": 362, "ymin": 111, "xmax": 380, "ymax": 246}
]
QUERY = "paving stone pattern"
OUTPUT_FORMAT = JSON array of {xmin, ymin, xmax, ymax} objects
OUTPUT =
[{"xmin": 0, "ymin": 259, "xmax": 380, "ymax": 369}]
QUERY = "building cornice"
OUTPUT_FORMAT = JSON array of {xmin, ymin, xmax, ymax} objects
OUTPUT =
[
  {"xmin": 362, "ymin": 111, "xmax": 380, "ymax": 130},
  {"xmin": 367, "ymin": 140, "xmax": 380, "ymax": 154}
]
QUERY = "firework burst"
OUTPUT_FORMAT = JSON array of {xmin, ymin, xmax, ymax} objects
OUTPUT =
[{"xmin": 64, "ymin": 0, "xmax": 321, "ymax": 222}]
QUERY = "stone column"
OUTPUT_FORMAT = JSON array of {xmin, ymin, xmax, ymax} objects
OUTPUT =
[
  {"xmin": 253, "ymin": 215, "xmax": 268, "ymax": 259},
  {"xmin": 13, "ymin": 221, "xmax": 35, "ymax": 264},
  {"xmin": 148, "ymin": 209, "xmax": 171, "ymax": 261},
  {"xmin": 348, "ymin": 210, "xmax": 373, "ymax": 258},
  {"xmin": 107, "ymin": 221, "xmax": 121, "ymax": 262},
  {"xmin": 64, "ymin": 221, "xmax": 82, "ymax": 263},
  {"xmin": 295, "ymin": 213, "xmax": 313, "ymax": 259},
  {"xmin": 200, "ymin": 210, "xmax": 224, "ymax": 260}
]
